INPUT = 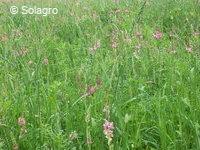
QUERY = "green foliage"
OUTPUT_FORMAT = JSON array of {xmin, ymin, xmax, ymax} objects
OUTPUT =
[{"xmin": 0, "ymin": 0, "xmax": 200, "ymax": 149}]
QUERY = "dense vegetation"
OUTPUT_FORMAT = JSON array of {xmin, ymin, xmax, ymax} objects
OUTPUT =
[{"xmin": 0, "ymin": 0, "xmax": 200, "ymax": 149}]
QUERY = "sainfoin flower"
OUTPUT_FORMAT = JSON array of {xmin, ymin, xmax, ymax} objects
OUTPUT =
[
  {"xmin": 135, "ymin": 44, "xmax": 141, "ymax": 50},
  {"xmin": 12, "ymin": 144, "xmax": 19, "ymax": 150},
  {"xmin": 103, "ymin": 120, "xmax": 114, "ymax": 141},
  {"xmin": 153, "ymin": 30, "xmax": 163, "ymax": 40},
  {"xmin": 186, "ymin": 46, "xmax": 193, "ymax": 53},
  {"xmin": 135, "ymin": 31, "xmax": 143, "ymax": 39},
  {"xmin": 43, "ymin": 58, "xmax": 49, "ymax": 65},
  {"xmin": 86, "ymin": 85, "xmax": 96, "ymax": 96},
  {"xmin": 111, "ymin": 41, "xmax": 118, "ymax": 49},
  {"xmin": 124, "ymin": 35, "xmax": 131, "ymax": 44},
  {"xmin": 12, "ymin": 29, "xmax": 22, "ymax": 38},
  {"xmin": 18, "ymin": 117, "xmax": 26, "ymax": 126},
  {"xmin": 89, "ymin": 40, "xmax": 101, "ymax": 54},
  {"xmin": 0, "ymin": 34, "xmax": 8, "ymax": 42},
  {"xmin": 14, "ymin": 48, "xmax": 28, "ymax": 57},
  {"xmin": 111, "ymin": 30, "xmax": 118, "ymax": 49},
  {"xmin": 69, "ymin": 131, "xmax": 78, "ymax": 141}
]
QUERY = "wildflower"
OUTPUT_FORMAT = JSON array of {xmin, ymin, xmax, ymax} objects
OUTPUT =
[
  {"xmin": 111, "ymin": 30, "xmax": 118, "ymax": 49},
  {"xmin": 114, "ymin": 8, "xmax": 121, "ymax": 14},
  {"xmin": 186, "ymin": 46, "xmax": 193, "ymax": 53},
  {"xmin": 103, "ymin": 120, "xmax": 114, "ymax": 142},
  {"xmin": 14, "ymin": 48, "xmax": 28, "ymax": 57},
  {"xmin": 12, "ymin": 144, "xmax": 19, "ymax": 150},
  {"xmin": 18, "ymin": 117, "xmax": 26, "ymax": 126},
  {"xmin": 94, "ymin": 40, "xmax": 101, "ymax": 49},
  {"xmin": 89, "ymin": 40, "xmax": 101, "ymax": 54},
  {"xmin": 153, "ymin": 30, "xmax": 163, "ymax": 40},
  {"xmin": 134, "ymin": 31, "xmax": 143, "ymax": 39},
  {"xmin": 135, "ymin": 44, "xmax": 141, "ymax": 50},
  {"xmin": 111, "ymin": 41, "xmax": 118, "ymax": 49},
  {"xmin": 86, "ymin": 85, "xmax": 96, "ymax": 96},
  {"xmin": 124, "ymin": 35, "xmax": 132, "ymax": 44},
  {"xmin": 69, "ymin": 131, "xmax": 78, "ymax": 141},
  {"xmin": 0, "ymin": 34, "xmax": 8, "ymax": 42},
  {"xmin": 43, "ymin": 58, "xmax": 49, "ymax": 65},
  {"xmin": 124, "ymin": 9, "xmax": 129, "ymax": 13},
  {"xmin": 12, "ymin": 29, "xmax": 22, "ymax": 38}
]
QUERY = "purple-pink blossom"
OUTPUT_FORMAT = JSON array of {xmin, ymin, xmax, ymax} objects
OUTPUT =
[
  {"xmin": 86, "ymin": 85, "xmax": 97, "ymax": 96},
  {"xmin": 153, "ymin": 30, "xmax": 163, "ymax": 40},
  {"xmin": 103, "ymin": 120, "xmax": 114, "ymax": 140},
  {"xmin": 18, "ymin": 117, "xmax": 26, "ymax": 126}
]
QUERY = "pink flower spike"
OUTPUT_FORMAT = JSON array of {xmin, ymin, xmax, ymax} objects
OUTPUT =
[
  {"xmin": 18, "ymin": 117, "xmax": 26, "ymax": 126},
  {"xmin": 103, "ymin": 120, "xmax": 114, "ymax": 141},
  {"xmin": 86, "ymin": 85, "xmax": 96, "ymax": 96},
  {"xmin": 103, "ymin": 120, "xmax": 114, "ymax": 130},
  {"xmin": 153, "ymin": 30, "xmax": 163, "ymax": 40}
]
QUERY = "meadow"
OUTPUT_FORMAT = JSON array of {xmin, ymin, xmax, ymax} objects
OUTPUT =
[{"xmin": 0, "ymin": 0, "xmax": 200, "ymax": 149}]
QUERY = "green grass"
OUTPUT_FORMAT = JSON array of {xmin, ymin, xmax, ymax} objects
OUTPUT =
[{"xmin": 0, "ymin": 0, "xmax": 200, "ymax": 149}]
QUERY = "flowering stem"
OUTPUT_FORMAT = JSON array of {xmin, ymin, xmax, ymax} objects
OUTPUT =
[{"xmin": 85, "ymin": 100, "xmax": 92, "ymax": 150}]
